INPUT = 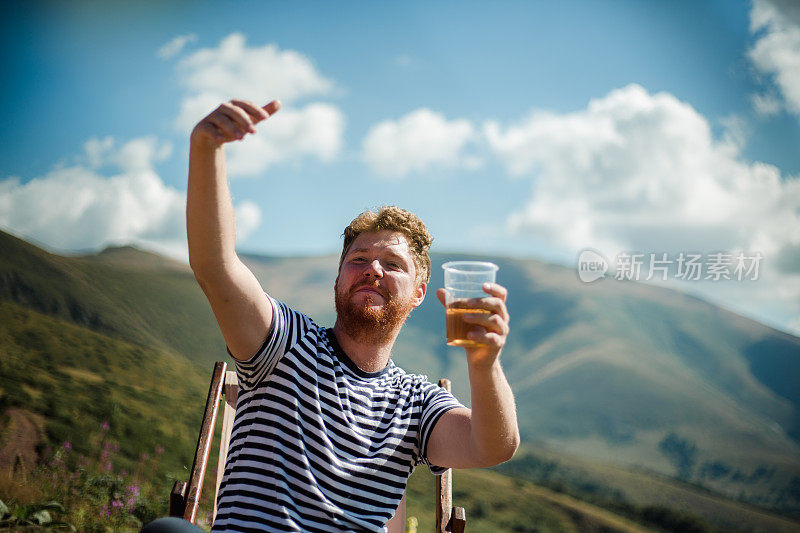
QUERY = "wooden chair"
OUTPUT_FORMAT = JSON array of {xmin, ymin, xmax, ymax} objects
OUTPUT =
[{"xmin": 170, "ymin": 361, "xmax": 467, "ymax": 532}]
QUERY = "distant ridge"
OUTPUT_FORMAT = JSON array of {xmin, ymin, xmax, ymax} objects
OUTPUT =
[
  {"xmin": 2, "ymin": 228, "xmax": 799, "ymax": 522},
  {"xmin": 83, "ymin": 245, "xmax": 191, "ymax": 272}
]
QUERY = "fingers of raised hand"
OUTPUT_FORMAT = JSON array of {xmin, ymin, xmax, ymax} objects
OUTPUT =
[
  {"xmin": 216, "ymin": 102, "xmax": 257, "ymax": 136},
  {"xmin": 230, "ymin": 99, "xmax": 271, "ymax": 124},
  {"xmin": 262, "ymin": 99, "xmax": 281, "ymax": 116}
]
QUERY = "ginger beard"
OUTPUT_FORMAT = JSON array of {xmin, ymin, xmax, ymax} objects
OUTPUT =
[{"xmin": 334, "ymin": 278, "xmax": 416, "ymax": 345}]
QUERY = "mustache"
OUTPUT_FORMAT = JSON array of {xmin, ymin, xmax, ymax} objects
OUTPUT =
[{"xmin": 351, "ymin": 281, "xmax": 388, "ymax": 299}]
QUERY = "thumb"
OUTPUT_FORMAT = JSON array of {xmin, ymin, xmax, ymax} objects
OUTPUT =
[
  {"xmin": 263, "ymin": 100, "xmax": 282, "ymax": 116},
  {"xmin": 436, "ymin": 288, "xmax": 447, "ymax": 307}
]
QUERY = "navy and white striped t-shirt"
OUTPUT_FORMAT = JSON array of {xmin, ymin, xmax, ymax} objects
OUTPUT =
[{"xmin": 212, "ymin": 296, "xmax": 465, "ymax": 532}]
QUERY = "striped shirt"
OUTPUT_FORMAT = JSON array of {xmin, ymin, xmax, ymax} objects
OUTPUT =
[{"xmin": 212, "ymin": 296, "xmax": 465, "ymax": 532}]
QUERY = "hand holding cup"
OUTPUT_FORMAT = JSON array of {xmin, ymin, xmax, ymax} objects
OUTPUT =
[{"xmin": 437, "ymin": 262, "xmax": 510, "ymax": 369}]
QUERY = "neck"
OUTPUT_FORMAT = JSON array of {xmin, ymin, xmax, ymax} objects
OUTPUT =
[{"xmin": 331, "ymin": 320, "xmax": 399, "ymax": 373}]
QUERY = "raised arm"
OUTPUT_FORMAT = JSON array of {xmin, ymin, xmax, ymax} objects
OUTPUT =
[
  {"xmin": 427, "ymin": 283, "xmax": 520, "ymax": 468},
  {"xmin": 187, "ymin": 99, "xmax": 281, "ymax": 361}
]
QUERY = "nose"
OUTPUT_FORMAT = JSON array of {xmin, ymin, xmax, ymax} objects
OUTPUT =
[{"xmin": 364, "ymin": 259, "xmax": 384, "ymax": 278}]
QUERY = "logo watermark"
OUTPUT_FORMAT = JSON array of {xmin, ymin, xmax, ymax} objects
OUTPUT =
[
  {"xmin": 577, "ymin": 249, "xmax": 609, "ymax": 283},
  {"xmin": 577, "ymin": 250, "xmax": 763, "ymax": 283}
]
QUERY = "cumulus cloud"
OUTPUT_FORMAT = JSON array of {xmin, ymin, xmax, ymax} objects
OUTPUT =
[
  {"xmin": 157, "ymin": 33, "xmax": 197, "ymax": 60},
  {"xmin": 172, "ymin": 33, "xmax": 343, "ymax": 177},
  {"xmin": 234, "ymin": 200, "xmax": 261, "ymax": 240},
  {"xmin": 223, "ymin": 103, "xmax": 344, "ymax": 177},
  {"xmin": 751, "ymin": 91, "xmax": 782, "ymax": 116},
  {"xmin": 749, "ymin": 0, "xmax": 800, "ymax": 118},
  {"xmin": 484, "ymin": 83, "xmax": 800, "ymax": 334},
  {"xmin": 361, "ymin": 108, "xmax": 480, "ymax": 179},
  {"xmin": 84, "ymin": 135, "xmax": 173, "ymax": 173},
  {"xmin": 0, "ymin": 136, "xmax": 260, "ymax": 261}
]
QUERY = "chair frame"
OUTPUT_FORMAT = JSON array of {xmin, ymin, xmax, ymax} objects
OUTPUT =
[{"xmin": 170, "ymin": 361, "xmax": 466, "ymax": 532}]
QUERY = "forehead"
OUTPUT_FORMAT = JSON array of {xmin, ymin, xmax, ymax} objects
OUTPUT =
[{"xmin": 348, "ymin": 230, "xmax": 412, "ymax": 257}]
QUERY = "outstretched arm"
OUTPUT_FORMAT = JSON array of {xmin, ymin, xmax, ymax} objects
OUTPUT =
[
  {"xmin": 426, "ymin": 283, "xmax": 520, "ymax": 468},
  {"xmin": 187, "ymin": 99, "xmax": 281, "ymax": 361}
]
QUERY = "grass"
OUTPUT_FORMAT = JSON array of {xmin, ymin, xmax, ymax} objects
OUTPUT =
[
  {"xmin": 3, "ymin": 231, "xmax": 800, "ymax": 531},
  {"xmin": 496, "ymin": 445, "xmax": 800, "ymax": 533}
]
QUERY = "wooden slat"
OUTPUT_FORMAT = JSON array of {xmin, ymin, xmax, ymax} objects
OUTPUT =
[
  {"xmin": 183, "ymin": 361, "xmax": 226, "ymax": 523},
  {"xmin": 212, "ymin": 370, "xmax": 239, "ymax": 523},
  {"xmin": 435, "ymin": 378, "xmax": 453, "ymax": 533},
  {"xmin": 452, "ymin": 506, "xmax": 466, "ymax": 533},
  {"xmin": 169, "ymin": 480, "xmax": 187, "ymax": 517}
]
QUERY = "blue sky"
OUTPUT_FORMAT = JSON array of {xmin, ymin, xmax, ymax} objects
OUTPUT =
[{"xmin": 2, "ymin": 0, "xmax": 800, "ymax": 335}]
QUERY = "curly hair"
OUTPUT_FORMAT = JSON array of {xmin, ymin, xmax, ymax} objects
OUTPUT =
[{"xmin": 339, "ymin": 206, "xmax": 433, "ymax": 284}]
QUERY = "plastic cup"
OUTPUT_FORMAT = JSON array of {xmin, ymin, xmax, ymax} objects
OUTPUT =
[{"xmin": 442, "ymin": 261, "xmax": 499, "ymax": 347}]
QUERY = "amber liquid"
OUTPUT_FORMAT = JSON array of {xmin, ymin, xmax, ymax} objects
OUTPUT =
[{"xmin": 446, "ymin": 306, "xmax": 491, "ymax": 347}]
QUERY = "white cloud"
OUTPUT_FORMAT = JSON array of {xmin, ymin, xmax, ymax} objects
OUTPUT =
[
  {"xmin": 485, "ymin": 83, "xmax": 800, "ymax": 334},
  {"xmin": 157, "ymin": 33, "xmax": 197, "ymax": 60},
  {"xmin": 361, "ymin": 108, "xmax": 479, "ymax": 179},
  {"xmin": 395, "ymin": 54, "xmax": 412, "ymax": 67},
  {"xmin": 84, "ymin": 135, "xmax": 173, "ymax": 173},
  {"xmin": 751, "ymin": 91, "xmax": 782, "ymax": 116},
  {"xmin": 224, "ymin": 103, "xmax": 344, "ymax": 177},
  {"xmin": 0, "ymin": 136, "xmax": 259, "ymax": 261},
  {"xmin": 234, "ymin": 200, "xmax": 261, "ymax": 241},
  {"xmin": 172, "ymin": 33, "xmax": 343, "ymax": 177},
  {"xmin": 748, "ymin": 0, "xmax": 800, "ymax": 118}
]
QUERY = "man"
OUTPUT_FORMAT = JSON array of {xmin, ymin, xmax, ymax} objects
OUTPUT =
[{"xmin": 187, "ymin": 99, "xmax": 519, "ymax": 532}]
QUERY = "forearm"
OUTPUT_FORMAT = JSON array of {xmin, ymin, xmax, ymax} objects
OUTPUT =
[
  {"xmin": 186, "ymin": 140, "xmax": 238, "ymax": 275},
  {"xmin": 468, "ymin": 360, "xmax": 520, "ymax": 466}
]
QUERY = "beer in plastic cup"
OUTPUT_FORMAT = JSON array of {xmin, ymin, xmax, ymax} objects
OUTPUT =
[{"xmin": 442, "ymin": 261, "xmax": 499, "ymax": 347}]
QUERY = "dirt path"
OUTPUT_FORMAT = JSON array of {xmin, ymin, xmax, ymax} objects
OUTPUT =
[{"xmin": 0, "ymin": 408, "xmax": 42, "ymax": 474}]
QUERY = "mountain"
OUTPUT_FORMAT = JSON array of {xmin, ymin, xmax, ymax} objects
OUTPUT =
[{"xmin": 1, "ymin": 228, "xmax": 799, "ymax": 529}]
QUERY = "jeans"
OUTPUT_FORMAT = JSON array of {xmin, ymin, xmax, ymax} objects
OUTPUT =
[{"xmin": 141, "ymin": 517, "xmax": 206, "ymax": 532}]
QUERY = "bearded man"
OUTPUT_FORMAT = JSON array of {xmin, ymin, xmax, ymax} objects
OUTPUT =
[{"xmin": 160, "ymin": 99, "xmax": 519, "ymax": 532}]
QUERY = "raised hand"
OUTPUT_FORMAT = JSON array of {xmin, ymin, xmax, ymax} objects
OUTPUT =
[{"xmin": 190, "ymin": 99, "xmax": 281, "ymax": 149}]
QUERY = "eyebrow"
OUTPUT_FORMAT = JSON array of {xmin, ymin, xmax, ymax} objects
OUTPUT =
[{"xmin": 348, "ymin": 248, "xmax": 410, "ymax": 265}]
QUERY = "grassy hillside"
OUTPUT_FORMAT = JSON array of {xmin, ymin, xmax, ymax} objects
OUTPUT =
[
  {"xmin": 0, "ymin": 230, "xmax": 227, "ymax": 367},
  {"xmin": 0, "ymin": 301, "xmax": 209, "ymax": 475},
  {"xmin": 2, "ymin": 229, "xmax": 800, "ymax": 530},
  {"xmin": 496, "ymin": 446, "xmax": 800, "ymax": 532},
  {"xmin": 405, "ymin": 467, "xmax": 654, "ymax": 533},
  {"xmin": 396, "ymin": 253, "xmax": 800, "ymax": 513}
]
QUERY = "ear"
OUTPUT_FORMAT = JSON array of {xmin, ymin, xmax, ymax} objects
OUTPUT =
[{"xmin": 412, "ymin": 282, "xmax": 427, "ymax": 308}]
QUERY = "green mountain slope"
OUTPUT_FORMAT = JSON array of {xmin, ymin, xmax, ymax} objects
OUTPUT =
[
  {"xmin": 0, "ymin": 230, "xmax": 226, "ymax": 367},
  {"xmin": 2, "ymin": 229, "xmax": 800, "ymax": 528},
  {"xmin": 0, "ymin": 300, "xmax": 209, "ymax": 475}
]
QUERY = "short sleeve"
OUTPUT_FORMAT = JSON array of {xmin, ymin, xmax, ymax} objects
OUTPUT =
[
  {"xmin": 232, "ymin": 295, "xmax": 312, "ymax": 391},
  {"xmin": 417, "ymin": 380, "xmax": 467, "ymax": 475}
]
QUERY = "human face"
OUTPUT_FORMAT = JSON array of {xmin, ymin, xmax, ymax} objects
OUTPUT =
[{"xmin": 334, "ymin": 230, "xmax": 426, "ymax": 341}]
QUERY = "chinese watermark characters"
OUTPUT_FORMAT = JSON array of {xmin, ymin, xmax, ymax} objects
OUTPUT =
[{"xmin": 577, "ymin": 250, "xmax": 763, "ymax": 283}]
